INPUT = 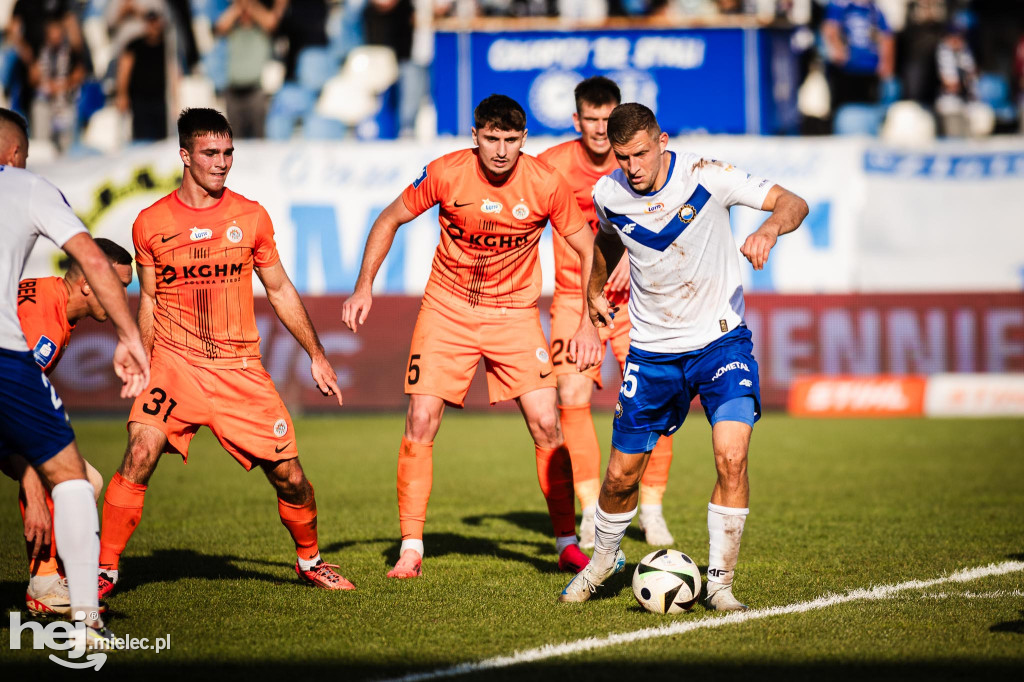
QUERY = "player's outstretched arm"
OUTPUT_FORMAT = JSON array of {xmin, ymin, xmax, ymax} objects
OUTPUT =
[
  {"xmin": 587, "ymin": 229, "xmax": 625, "ymax": 329},
  {"xmin": 341, "ymin": 195, "xmax": 417, "ymax": 333},
  {"xmin": 258, "ymin": 262, "xmax": 343, "ymax": 406},
  {"xmin": 0, "ymin": 456, "xmax": 51, "ymax": 559},
  {"xmin": 62, "ymin": 233, "xmax": 150, "ymax": 398},
  {"xmin": 740, "ymin": 184, "xmax": 809, "ymax": 271}
]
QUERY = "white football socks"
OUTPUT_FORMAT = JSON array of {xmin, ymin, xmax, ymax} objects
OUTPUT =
[
  {"xmin": 592, "ymin": 505, "xmax": 636, "ymax": 572},
  {"xmin": 298, "ymin": 553, "xmax": 322, "ymax": 571},
  {"xmin": 400, "ymin": 539, "xmax": 424, "ymax": 558},
  {"xmin": 51, "ymin": 479, "xmax": 100, "ymax": 620},
  {"xmin": 707, "ymin": 502, "xmax": 748, "ymax": 586},
  {"xmin": 555, "ymin": 534, "xmax": 579, "ymax": 555}
]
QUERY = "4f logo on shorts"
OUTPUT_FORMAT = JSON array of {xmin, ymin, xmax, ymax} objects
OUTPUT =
[{"xmin": 740, "ymin": 379, "xmax": 753, "ymax": 388}]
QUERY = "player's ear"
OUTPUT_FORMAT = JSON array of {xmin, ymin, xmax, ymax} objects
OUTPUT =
[
  {"xmin": 179, "ymin": 146, "xmax": 190, "ymax": 167},
  {"xmin": 572, "ymin": 112, "xmax": 582, "ymax": 133},
  {"xmin": 658, "ymin": 131, "xmax": 669, "ymax": 151},
  {"xmin": 470, "ymin": 127, "xmax": 478, "ymax": 146},
  {"xmin": 521, "ymin": 128, "xmax": 528, "ymax": 146},
  {"xmin": 80, "ymin": 280, "xmax": 92, "ymax": 296}
]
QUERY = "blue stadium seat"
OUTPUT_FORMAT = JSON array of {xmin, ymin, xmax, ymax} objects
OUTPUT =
[
  {"xmin": 834, "ymin": 104, "xmax": 884, "ymax": 136},
  {"xmin": 977, "ymin": 72, "xmax": 1017, "ymax": 125},
  {"xmin": 200, "ymin": 39, "xmax": 229, "ymax": 93},
  {"xmin": 266, "ymin": 84, "xmax": 316, "ymax": 140},
  {"xmin": 302, "ymin": 114, "xmax": 347, "ymax": 140},
  {"xmin": 296, "ymin": 47, "xmax": 340, "ymax": 93},
  {"xmin": 76, "ymin": 79, "xmax": 106, "ymax": 126}
]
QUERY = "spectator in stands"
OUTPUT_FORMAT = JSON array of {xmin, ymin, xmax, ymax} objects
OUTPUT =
[
  {"xmin": 116, "ymin": 7, "xmax": 173, "ymax": 141},
  {"xmin": 29, "ymin": 14, "xmax": 86, "ymax": 153},
  {"xmin": 104, "ymin": 0, "xmax": 168, "ymax": 75},
  {"xmin": 822, "ymin": 0, "xmax": 895, "ymax": 115},
  {"xmin": 215, "ymin": 0, "xmax": 286, "ymax": 139},
  {"xmin": 934, "ymin": 12, "xmax": 978, "ymax": 137},
  {"xmin": 363, "ymin": 0, "xmax": 418, "ymax": 137},
  {"xmin": 278, "ymin": 0, "xmax": 330, "ymax": 82},
  {"xmin": 5, "ymin": 1, "xmax": 82, "ymax": 118},
  {"xmin": 900, "ymin": 0, "xmax": 948, "ymax": 104}
]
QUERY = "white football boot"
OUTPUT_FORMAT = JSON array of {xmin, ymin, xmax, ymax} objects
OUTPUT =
[
  {"xmin": 638, "ymin": 508, "xmax": 675, "ymax": 546},
  {"xmin": 578, "ymin": 508, "xmax": 596, "ymax": 550},
  {"xmin": 703, "ymin": 582, "xmax": 748, "ymax": 612},
  {"xmin": 558, "ymin": 549, "xmax": 626, "ymax": 603}
]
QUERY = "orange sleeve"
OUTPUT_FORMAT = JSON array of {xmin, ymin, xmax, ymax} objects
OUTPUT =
[
  {"xmin": 17, "ymin": 280, "xmax": 66, "ymax": 373},
  {"xmin": 546, "ymin": 173, "xmax": 586, "ymax": 238},
  {"xmin": 133, "ymin": 213, "xmax": 154, "ymax": 267},
  {"xmin": 254, "ymin": 205, "xmax": 281, "ymax": 268},
  {"xmin": 401, "ymin": 157, "xmax": 446, "ymax": 217}
]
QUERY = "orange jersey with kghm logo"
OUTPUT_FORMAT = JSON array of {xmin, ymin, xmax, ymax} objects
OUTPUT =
[
  {"xmin": 402, "ymin": 148, "xmax": 585, "ymax": 310},
  {"xmin": 133, "ymin": 189, "xmax": 280, "ymax": 367},
  {"xmin": 537, "ymin": 139, "xmax": 619, "ymax": 302},
  {"xmin": 17, "ymin": 276, "xmax": 73, "ymax": 374}
]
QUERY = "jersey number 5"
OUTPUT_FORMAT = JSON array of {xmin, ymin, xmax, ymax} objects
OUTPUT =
[
  {"xmin": 621, "ymin": 362, "xmax": 640, "ymax": 398},
  {"xmin": 141, "ymin": 387, "xmax": 178, "ymax": 423}
]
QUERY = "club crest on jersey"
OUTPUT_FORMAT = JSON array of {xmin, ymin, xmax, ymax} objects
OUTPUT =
[
  {"xmin": 678, "ymin": 204, "xmax": 697, "ymax": 223},
  {"xmin": 226, "ymin": 225, "xmax": 243, "ymax": 243},
  {"xmin": 190, "ymin": 226, "xmax": 213, "ymax": 241},
  {"xmin": 536, "ymin": 347, "xmax": 549, "ymax": 363},
  {"xmin": 273, "ymin": 419, "xmax": 288, "ymax": 437},
  {"xmin": 481, "ymin": 199, "xmax": 503, "ymax": 214},
  {"xmin": 614, "ymin": 401, "xmax": 623, "ymax": 419},
  {"xmin": 645, "ymin": 202, "xmax": 665, "ymax": 213},
  {"xmin": 512, "ymin": 203, "xmax": 530, "ymax": 220}
]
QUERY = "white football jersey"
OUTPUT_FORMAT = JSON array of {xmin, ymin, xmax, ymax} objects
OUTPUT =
[
  {"xmin": 0, "ymin": 165, "xmax": 87, "ymax": 351},
  {"xmin": 593, "ymin": 151, "xmax": 773, "ymax": 353}
]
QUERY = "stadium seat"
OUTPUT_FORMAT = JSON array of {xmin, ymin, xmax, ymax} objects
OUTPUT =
[
  {"xmin": 302, "ymin": 114, "xmax": 347, "ymax": 140},
  {"xmin": 296, "ymin": 47, "xmax": 340, "ymax": 93},
  {"xmin": 341, "ymin": 46, "xmax": 399, "ymax": 95},
  {"xmin": 81, "ymin": 105, "xmax": 129, "ymax": 154},
  {"xmin": 200, "ymin": 39, "xmax": 229, "ymax": 93},
  {"xmin": 76, "ymin": 79, "xmax": 106, "ymax": 127},
  {"xmin": 833, "ymin": 104, "xmax": 884, "ymax": 136},
  {"xmin": 179, "ymin": 73, "xmax": 219, "ymax": 110},
  {"xmin": 880, "ymin": 100, "xmax": 936, "ymax": 145},
  {"xmin": 260, "ymin": 60, "xmax": 286, "ymax": 96},
  {"xmin": 82, "ymin": 16, "xmax": 113, "ymax": 79},
  {"xmin": 977, "ymin": 72, "xmax": 1017, "ymax": 126},
  {"xmin": 316, "ymin": 74, "xmax": 378, "ymax": 126},
  {"xmin": 265, "ymin": 83, "xmax": 316, "ymax": 140}
]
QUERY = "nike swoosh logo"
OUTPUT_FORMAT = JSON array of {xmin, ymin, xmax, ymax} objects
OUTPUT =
[
  {"xmin": 540, "ymin": 371, "xmax": 552, "ymax": 379},
  {"xmin": 454, "ymin": 201, "xmax": 472, "ymax": 207},
  {"xmin": 275, "ymin": 442, "xmax": 291, "ymax": 454},
  {"xmin": 160, "ymin": 234, "xmax": 178, "ymax": 243}
]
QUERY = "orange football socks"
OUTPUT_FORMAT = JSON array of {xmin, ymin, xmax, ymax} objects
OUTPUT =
[
  {"xmin": 20, "ymin": 493, "xmax": 59, "ymax": 576},
  {"xmin": 278, "ymin": 483, "xmax": 319, "ymax": 562},
  {"xmin": 98, "ymin": 472, "xmax": 146, "ymax": 571},
  {"xmin": 535, "ymin": 443, "xmax": 577, "ymax": 538},
  {"xmin": 397, "ymin": 437, "xmax": 433, "ymax": 541},
  {"xmin": 640, "ymin": 435, "xmax": 674, "ymax": 506},
  {"xmin": 558, "ymin": 404, "xmax": 601, "ymax": 511}
]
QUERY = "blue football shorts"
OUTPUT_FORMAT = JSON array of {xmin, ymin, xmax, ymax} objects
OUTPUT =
[
  {"xmin": 0, "ymin": 347, "xmax": 75, "ymax": 466},
  {"xmin": 611, "ymin": 327, "xmax": 762, "ymax": 454}
]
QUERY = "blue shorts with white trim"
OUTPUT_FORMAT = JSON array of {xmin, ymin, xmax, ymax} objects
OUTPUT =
[
  {"xmin": 0, "ymin": 347, "xmax": 75, "ymax": 466},
  {"xmin": 610, "ymin": 327, "xmax": 761, "ymax": 454}
]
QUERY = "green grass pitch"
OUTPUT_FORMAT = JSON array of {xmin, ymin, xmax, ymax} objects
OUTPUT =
[{"xmin": 2, "ymin": 413, "xmax": 1022, "ymax": 680}]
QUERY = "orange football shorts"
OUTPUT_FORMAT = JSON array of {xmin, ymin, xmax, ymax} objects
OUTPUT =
[
  {"xmin": 128, "ymin": 349, "xmax": 298, "ymax": 470},
  {"xmin": 405, "ymin": 299, "xmax": 556, "ymax": 406},
  {"xmin": 549, "ymin": 291, "xmax": 631, "ymax": 389}
]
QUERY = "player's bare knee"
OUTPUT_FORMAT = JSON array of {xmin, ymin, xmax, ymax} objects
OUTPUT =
[
  {"xmin": 85, "ymin": 461, "xmax": 104, "ymax": 501},
  {"xmin": 714, "ymin": 449, "xmax": 748, "ymax": 483},
  {"xmin": 528, "ymin": 412, "xmax": 561, "ymax": 447},
  {"xmin": 405, "ymin": 404, "xmax": 441, "ymax": 441}
]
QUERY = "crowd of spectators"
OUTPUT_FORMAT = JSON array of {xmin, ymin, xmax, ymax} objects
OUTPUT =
[{"xmin": 0, "ymin": 0, "xmax": 1020, "ymax": 155}]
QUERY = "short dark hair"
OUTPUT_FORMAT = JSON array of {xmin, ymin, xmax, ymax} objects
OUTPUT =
[
  {"xmin": 607, "ymin": 103, "xmax": 661, "ymax": 147},
  {"xmin": 0, "ymin": 107, "xmax": 29, "ymax": 138},
  {"xmin": 473, "ymin": 94, "xmax": 527, "ymax": 132},
  {"xmin": 64, "ymin": 237, "xmax": 133, "ymax": 275},
  {"xmin": 574, "ymin": 76, "xmax": 621, "ymax": 114},
  {"xmin": 177, "ymin": 108, "xmax": 232, "ymax": 151}
]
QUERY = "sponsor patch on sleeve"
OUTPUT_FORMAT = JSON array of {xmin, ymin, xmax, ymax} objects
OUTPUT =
[
  {"xmin": 412, "ymin": 165, "xmax": 428, "ymax": 189},
  {"xmin": 32, "ymin": 335, "xmax": 57, "ymax": 369}
]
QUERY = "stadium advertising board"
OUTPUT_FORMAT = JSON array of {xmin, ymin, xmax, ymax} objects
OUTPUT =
[
  {"xmin": 26, "ymin": 137, "xmax": 1024, "ymax": 297},
  {"xmin": 432, "ymin": 26, "xmax": 799, "ymax": 136},
  {"xmin": 50, "ymin": 293, "xmax": 1023, "ymax": 414}
]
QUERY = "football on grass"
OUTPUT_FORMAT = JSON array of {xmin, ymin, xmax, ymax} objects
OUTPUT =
[{"xmin": 632, "ymin": 549, "xmax": 702, "ymax": 614}]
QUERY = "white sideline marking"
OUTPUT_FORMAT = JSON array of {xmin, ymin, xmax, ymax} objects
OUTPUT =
[
  {"xmin": 378, "ymin": 560, "xmax": 1024, "ymax": 682},
  {"xmin": 922, "ymin": 589, "xmax": 1024, "ymax": 600}
]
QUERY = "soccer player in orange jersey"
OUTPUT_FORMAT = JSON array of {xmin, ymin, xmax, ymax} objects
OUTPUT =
[
  {"xmin": 538, "ymin": 77, "xmax": 677, "ymax": 549},
  {"xmin": 342, "ymin": 95, "xmax": 603, "ymax": 579},
  {"xmin": 97, "ymin": 108, "xmax": 353, "ymax": 596},
  {"xmin": 0, "ymin": 239, "xmax": 134, "ymax": 617}
]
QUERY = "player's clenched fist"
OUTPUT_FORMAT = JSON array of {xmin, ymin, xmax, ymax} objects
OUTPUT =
[{"xmin": 740, "ymin": 227, "xmax": 778, "ymax": 271}]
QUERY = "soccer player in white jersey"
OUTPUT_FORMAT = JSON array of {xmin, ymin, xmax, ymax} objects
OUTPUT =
[
  {"xmin": 0, "ymin": 108, "xmax": 149, "ymax": 643},
  {"xmin": 559, "ymin": 103, "xmax": 808, "ymax": 610}
]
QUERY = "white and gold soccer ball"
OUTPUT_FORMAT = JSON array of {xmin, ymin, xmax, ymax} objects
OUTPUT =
[{"xmin": 632, "ymin": 549, "xmax": 702, "ymax": 614}]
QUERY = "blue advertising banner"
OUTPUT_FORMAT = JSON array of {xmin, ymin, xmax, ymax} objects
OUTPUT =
[{"xmin": 433, "ymin": 27, "xmax": 798, "ymax": 136}]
